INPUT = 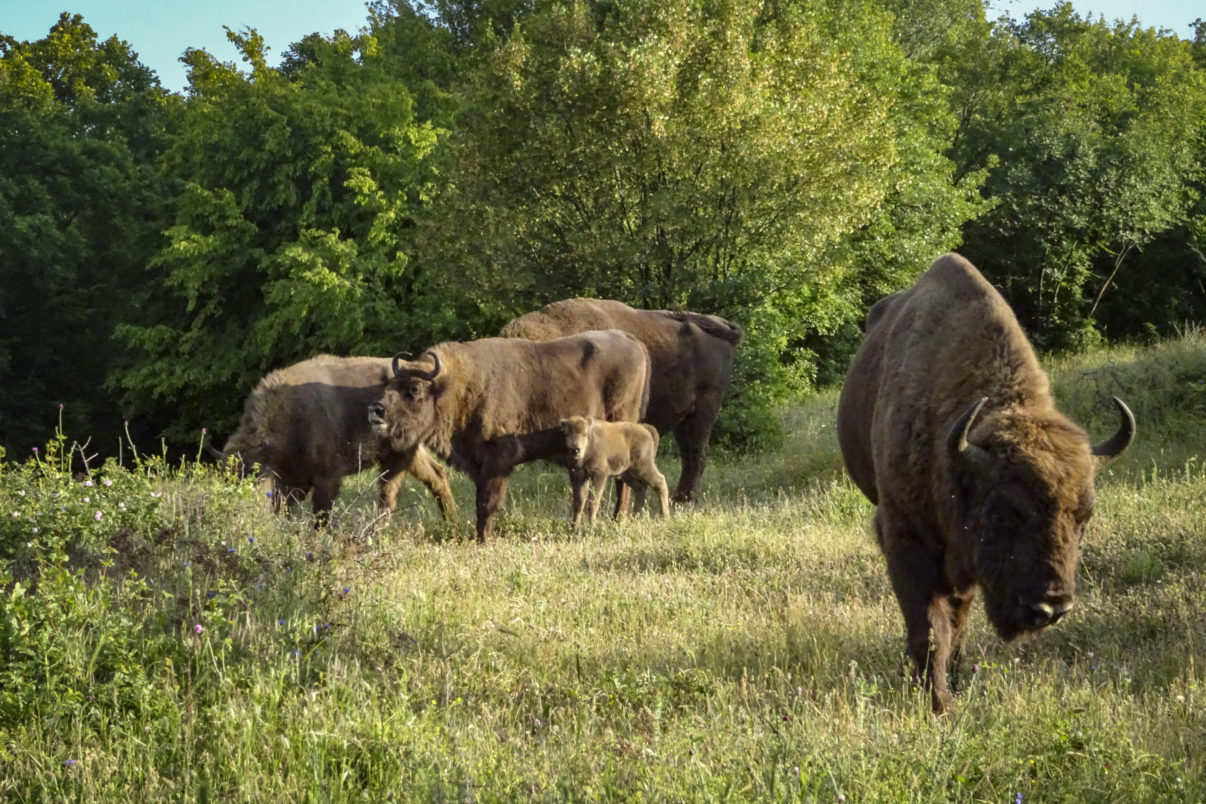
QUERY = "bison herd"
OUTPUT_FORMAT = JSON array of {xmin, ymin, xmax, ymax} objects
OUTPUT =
[{"xmin": 211, "ymin": 254, "xmax": 1135, "ymax": 714}]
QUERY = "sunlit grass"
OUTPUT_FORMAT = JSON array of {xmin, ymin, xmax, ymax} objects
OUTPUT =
[{"xmin": 2, "ymin": 331, "xmax": 1205, "ymax": 800}]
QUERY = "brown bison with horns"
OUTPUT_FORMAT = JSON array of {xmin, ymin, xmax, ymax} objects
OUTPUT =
[
  {"xmin": 500, "ymin": 298, "xmax": 742, "ymax": 504},
  {"xmin": 836, "ymin": 254, "xmax": 1134, "ymax": 713},
  {"xmin": 212, "ymin": 355, "xmax": 457, "ymax": 525},
  {"xmin": 368, "ymin": 330, "xmax": 651, "ymax": 542}
]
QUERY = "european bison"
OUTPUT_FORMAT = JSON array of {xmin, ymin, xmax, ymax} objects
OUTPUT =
[
  {"xmin": 836, "ymin": 253, "xmax": 1135, "ymax": 713},
  {"xmin": 500, "ymin": 298, "xmax": 741, "ymax": 504},
  {"xmin": 368, "ymin": 330, "xmax": 651, "ymax": 542},
  {"xmin": 215, "ymin": 355, "xmax": 457, "ymax": 525},
  {"xmin": 559, "ymin": 416, "xmax": 670, "ymax": 529}
]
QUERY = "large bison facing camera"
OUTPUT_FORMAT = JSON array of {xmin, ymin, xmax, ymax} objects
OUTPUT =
[
  {"xmin": 213, "ymin": 355, "xmax": 457, "ymax": 525},
  {"xmin": 368, "ymin": 330, "xmax": 651, "ymax": 542},
  {"xmin": 500, "ymin": 298, "xmax": 742, "ymax": 504},
  {"xmin": 836, "ymin": 253, "xmax": 1134, "ymax": 713}
]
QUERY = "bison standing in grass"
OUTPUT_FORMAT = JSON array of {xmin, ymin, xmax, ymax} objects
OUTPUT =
[
  {"xmin": 559, "ymin": 416, "xmax": 670, "ymax": 529},
  {"xmin": 501, "ymin": 298, "xmax": 741, "ymax": 505},
  {"xmin": 836, "ymin": 253, "xmax": 1135, "ymax": 713},
  {"xmin": 214, "ymin": 355, "xmax": 457, "ymax": 526},
  {"xmin": 368, "ymin": 330, "xmax": 650, "ymax": 542}
]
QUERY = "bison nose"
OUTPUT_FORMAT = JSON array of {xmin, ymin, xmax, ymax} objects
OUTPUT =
[
  {"xmin": 367, "ymin": 402, "xmax": 385, "ymax": 424},
  {"xmin": 1027, "ymin": 594, "xmax": 1074, "ymax": 628}
]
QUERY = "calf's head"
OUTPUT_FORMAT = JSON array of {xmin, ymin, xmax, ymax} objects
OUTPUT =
[
  {"xmin": 948, "ymin": 396, "xmax": 1134, "ymax": 641},
  {"xmin": 559, "ymin": 416, "xmax": 593, "ymax": 467},
  {"xmin": 368, "ymin": 351, "xmax": 442, "ymax": 453}
]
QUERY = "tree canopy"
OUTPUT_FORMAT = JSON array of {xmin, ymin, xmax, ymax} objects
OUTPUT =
[{"xmin": 1, "ymin": 1, "xmax": 1205, "ymax": 455}]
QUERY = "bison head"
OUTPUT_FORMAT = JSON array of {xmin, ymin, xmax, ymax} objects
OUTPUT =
[
  {"xmin": 947, "ymin": 395, "xmax": 1134, "ymax": 641},
  {"xmin": 560, "ymin": 416, "xmax": 593, "ymax": 467},
  {"xmin": 368, "ymin": 351, "xmax": 442, "ymax": 453}
]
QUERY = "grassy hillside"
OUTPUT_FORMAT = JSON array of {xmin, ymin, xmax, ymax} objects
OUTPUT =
[{"xmin": 2, "ymin": 331, "xmax": 1205, "ymax": 801}]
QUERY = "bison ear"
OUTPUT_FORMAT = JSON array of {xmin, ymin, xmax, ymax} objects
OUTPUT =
[
  {"xmin": 947, "ymin": 397, "xmax": 992, "ymax": 471},
  {"xmin": 1091, "ymin": 396, "xmax": 1136, "ymax": 463}
]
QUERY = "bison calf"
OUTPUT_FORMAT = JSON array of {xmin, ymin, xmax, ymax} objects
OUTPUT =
[{"xmin": 560, "ymin": 416, "xmax": 669, "ymax": 529}]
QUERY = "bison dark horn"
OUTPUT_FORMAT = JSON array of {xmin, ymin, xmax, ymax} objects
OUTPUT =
[
  {"xmin": 391, "ymin": 351, "xmax": 413, "ymax": 377},
  {"xmin": 202, "ymin": 431, "xmax": 224, "ymax": 460},
  {"xmin": 947, "ymin": 396, "xmax": 992, "ymax": 468},
  {"xmin": 416, "ymin": 350, "xmax": 441, "ymax": 382},
  {"xmin": 1090, "ymin": 396, "xmax": 1136, "ymax": 461}
]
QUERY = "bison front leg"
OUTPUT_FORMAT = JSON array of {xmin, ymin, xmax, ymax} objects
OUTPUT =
[
  {"xmin": 474, "ymin": 473, "xmax": 511, "ymax": 543},
  {"xmin": 310, "ymin": 477, "xmax": 343, "ymax": 529},
  {"xmin": 568, "ymin": 470, "xmax": 589, "ymax": 530},
  {"xmin": 408, "ymin": 448, "xmax": 458, "ymax": 521},
  {"xmin": 880, "ymin": 518, "xmax": 957, "ymax": 713},
  {"xmin": 587, "ymin": 473, "xmax": 609, "ymax": 525}
]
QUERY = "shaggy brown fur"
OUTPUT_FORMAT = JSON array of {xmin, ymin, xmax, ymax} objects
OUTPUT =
[
  {"xmin": 500, "ymin": 298, "xmax": 741, "ymax": 504},
  {"xmin": 369, "ymin": 330, "xmax": 651, "ymax": 542},
  {"xmin": 836, "ymin": 254, "xmax": 1134, "ymax": 713},
  {"xmin": 218, "ymin": 355, "xmax": 457, "ymax": 525},
  {"xmin": 559, "ymin": 416, "xmax": 670, "ymax": 529}
]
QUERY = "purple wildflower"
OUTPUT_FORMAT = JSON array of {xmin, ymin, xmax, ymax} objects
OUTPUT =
[
  {"xmin": 193, "ymin": 624, "xmax": 204, "ymax": 635},
  {"xmin": 94, "ymin": 511, "xmax": 103, "ymax": 522}
]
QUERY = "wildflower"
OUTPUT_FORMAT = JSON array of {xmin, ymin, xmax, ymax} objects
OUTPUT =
[
  {"xmin": 32, "ymin": 447, "xmax": 37, "ymax": 453},
  {"xmin": 151, "ymin": 491, "xmax": 163, "ymax": 498},
  {"xmin": 64, "ymin": 759, "xmax": 77, "ymax": 768},
  {"xmin": 118, "ymin": 502, "xmax": 126, "ymax": 511},
  {"xmin": 1015, "ymin": 793, "xmax": 1023, "ymax": 804},
  {"xmin": 82, "ymin": 480, "xmax": 94, "ymax": 487},
  {"xmin": 94, "ymin": 511, "xmax": 103, "ymax": 522},
  {"xmin": 103, "ymin": 479, "xmax": 113, "ymax": 487},
  {"xmin": 343, "ymin": 587, "xmax": 351, "ymax": 595},
  {"xmin": 248, "ymin": 536, "xmax": 254, "ymax": 544},
  {"xmin": 10, "ymin": 512, "xmax": 17, "ymax": 518},
  {"xmin": 838, "ymin": 796, "xmax": 847, "ymax": 803},
  {"xmin": 182, "ymin": 561, "xmax": 190, "ymax": 568},
  {"xmin": 83, "ymin": 497, "xmax": 90, "ymax": 503},
  {"xmin": 193, "ymin": 624, "xmax": 204, "ymax": 635},
  {"xmin": 278, "ymin": 619, "xmax": 285, "ymax": 626},
  {"xmin": 17, "ymin": 490, "xmax": 24, "ymax": 497}
]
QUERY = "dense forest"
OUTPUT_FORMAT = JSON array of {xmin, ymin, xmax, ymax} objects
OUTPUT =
[{"xmin": 2, "ymin": 0, "xmax": 1204, "ymax": 457}]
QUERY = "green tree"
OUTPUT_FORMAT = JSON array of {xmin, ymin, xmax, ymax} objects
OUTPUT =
[
  {"xmin": 420, "ymin": 0, "xmax": 982, "ymax": 445},
  {"xmin": 0, "ymin": 14, "xmax": 173, "ymax": 454},
  {"xmin": 115, "ymin": 26, "xmax": 447, "ymax": 442},
  {"xmin": 948, "ymin": 4, "xmax": 1206, "ymax": 348}
]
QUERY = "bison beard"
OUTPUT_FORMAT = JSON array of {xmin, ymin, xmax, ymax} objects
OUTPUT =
[
  {"xmin": 368, "ymin": 330, "xmax": 651, "ymax": 542},
  {"xmin": 500, "ymin": 298, "xmax": 741, "ymax": 505},
  {"xmin": 836, "ymin": 253, "xmax": 1134, "ymax": 714}
]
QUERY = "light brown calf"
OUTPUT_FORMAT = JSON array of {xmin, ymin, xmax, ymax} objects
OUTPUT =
[{"xmin": 559, "ymin": 416, "xmax": 670, "ymax": 529}]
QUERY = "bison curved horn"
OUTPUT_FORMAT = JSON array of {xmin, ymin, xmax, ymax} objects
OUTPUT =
[
  {"xmin": 1090, "ymin": 396, "xmax": 1135, "ymax": 461},
  {"xmin": 391, "ymin": 351, "xmax": 413, "ymax": 377},
  {"xmin": 201, "ymin": 431, "xmax": 225, "ymax": 461},
  {"xmin": 947, "ymin": 396, "xmax": 992, "ymax": 469},
  {"xmin": 392, "ymin": 350, "xmax": 441, "ymax": 381}
]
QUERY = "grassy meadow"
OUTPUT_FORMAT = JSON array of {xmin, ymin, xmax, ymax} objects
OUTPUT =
[{"xmin": 2, "ymin": 332, "xmax": 1206, "ymax": 801}]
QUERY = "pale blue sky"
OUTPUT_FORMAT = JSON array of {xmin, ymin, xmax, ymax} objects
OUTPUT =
[{"xmin": 1, "ymin": 1, "xmax": 1201, "ymax": 94}]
